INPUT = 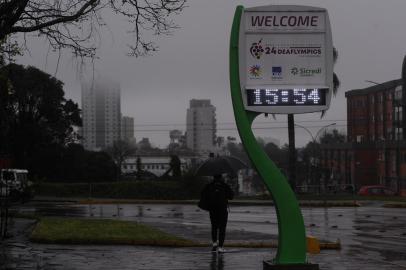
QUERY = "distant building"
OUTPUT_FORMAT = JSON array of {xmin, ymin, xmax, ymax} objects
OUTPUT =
[
  {"xmin": 122, "ymin": 153, "xmax": 198, "ymax": 177},
  {"xmin": 121, "ymin": 116, "xmax": 135, "ymax": 144},
  {"xmin": 168, "ymin": 129, "xmax": 186, "ymax": 151},
  {"xmin": 186, "ymin": 99, "xmax": 216, "ymax": 153},
  {"xmin": 81, "ymin": 78, "xmax": 121, "ymax": 151},
  {"xmin": 320, "ymin": 56, "xmax": 406, "ymax": 194},
  {"xmin": 170, "ymin": 130, "xmax": 183, "ymax": 144},
  {"xmin": 137, "ymin": 137, "xmax": 152, "ymax": 150}
]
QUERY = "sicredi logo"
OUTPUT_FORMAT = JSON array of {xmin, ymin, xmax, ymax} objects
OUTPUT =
[{"xmin": 291, "ymin": 67, "xmax": 321, "ymax": 76}]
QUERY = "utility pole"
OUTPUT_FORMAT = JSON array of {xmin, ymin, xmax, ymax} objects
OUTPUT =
[{"xmin": 288, "ymin": 114, "xmax": 296, "ymax": 190}]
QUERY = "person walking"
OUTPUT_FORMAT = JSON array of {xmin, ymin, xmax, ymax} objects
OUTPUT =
[{"xmin": 201, "ymin": 174, "xmax": 234, "ymax": 253}]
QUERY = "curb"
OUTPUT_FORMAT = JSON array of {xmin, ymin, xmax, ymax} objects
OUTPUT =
[
  {"xmin": 75, "ymin": 199, "xmax": 360, "ymax": 207},
  {"xmin": 383, "ymin": 203, "xmax": 406, "ymax": 208}
]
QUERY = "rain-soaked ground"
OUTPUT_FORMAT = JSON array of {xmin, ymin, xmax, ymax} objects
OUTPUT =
[{"xmin": 1, "ymin": 200, "xmax": 406, "ymax": 269}]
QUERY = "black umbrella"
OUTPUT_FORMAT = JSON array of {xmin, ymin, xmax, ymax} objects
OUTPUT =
[{"xmin": 194, "ymin": 155, "xmax": 248, "ymax": 176}]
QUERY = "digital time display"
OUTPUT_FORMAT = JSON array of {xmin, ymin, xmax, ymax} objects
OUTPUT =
[{"xmin": 246, "ymin": 88, "xmax": 327, "ymax": 106}]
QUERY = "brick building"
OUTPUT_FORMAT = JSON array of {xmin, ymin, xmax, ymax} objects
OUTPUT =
[{"xmin": 320, "ymin": 57, "xmax": 406, "ymax": 193}]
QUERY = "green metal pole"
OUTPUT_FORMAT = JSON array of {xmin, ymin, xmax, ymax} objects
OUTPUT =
[{"xmin": 229, "ymin": 6, "xmax": 307, "ymax": 264}]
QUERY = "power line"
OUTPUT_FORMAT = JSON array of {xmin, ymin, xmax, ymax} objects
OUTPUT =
[
  {"xmin": 132, "ymin": 124, "xmax": 347, "ymax": 133},
  {"xmin": 131, "ymin": 119, "xmax": 347, "ymax": 127},
  {"xmin": 82, "ymin": 124, "xmax": 346, "ymax": 133}
]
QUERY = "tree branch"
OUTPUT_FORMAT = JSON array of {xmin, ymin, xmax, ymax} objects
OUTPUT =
[
  {"xmin": 1, "ymin": 0, "xmax": 186, "ymax": 58},
  {"xmin": 10, "ymin": 0, "xmax": 99, "ymax": 34}
]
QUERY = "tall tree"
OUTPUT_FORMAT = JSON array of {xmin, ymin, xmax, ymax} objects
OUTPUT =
[
  {"xmin": 105, "ymin": 139, "xmax": 137, "ymax": 181},
  {"xmin": 0, "ymin": 63, "xmax": 81, "ymax": 169},
  {"xmin": 263, "ymin": 142, "xmax": 288, "ymax": 170},
  {"xmin": 0, "ymin": 0, "xmax": 186, "ymax": 58},
  {"xmin": 319, "ymin": 129, "xmax": 346, "ymax": 144},
  {"xmin": 169, "ymin": 155, "xmax": 181, "ymax": 177}
]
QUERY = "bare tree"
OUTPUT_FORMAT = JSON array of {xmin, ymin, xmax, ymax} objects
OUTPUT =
[
  {"xmin": 0, "ymin": 0, "xmax": 186, "ymax": 59},
  {"xmin": 105, "ymin": 140, "xmax": 137, "ymax": 181}
]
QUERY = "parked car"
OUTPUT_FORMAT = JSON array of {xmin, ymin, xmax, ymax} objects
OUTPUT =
[{"xmin": 358, "ymin": 185, "xmax": 396, "ymax": 196}]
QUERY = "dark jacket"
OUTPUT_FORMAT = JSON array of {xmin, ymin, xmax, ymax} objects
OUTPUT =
[{"xmin": 202, "ymin": 180, "xmax": 234, "ymax": 211}]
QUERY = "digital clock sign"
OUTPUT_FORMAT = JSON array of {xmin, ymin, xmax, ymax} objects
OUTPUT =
[
  {"xmin": 238, "ymin": 5, "xmax": 334, "ymax": 114},
  {"xmin": 246, "ymin": 88, "xmax": 326, "ymax": 106}
]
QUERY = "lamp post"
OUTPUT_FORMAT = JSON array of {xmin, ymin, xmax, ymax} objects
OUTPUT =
[
  {"xmin": 365, "ymin": 80, "xmax": 380, "ymax": 85},
  {"xmin": 295, "ymin": 123, "xmax": 336, "ymax": 193}
]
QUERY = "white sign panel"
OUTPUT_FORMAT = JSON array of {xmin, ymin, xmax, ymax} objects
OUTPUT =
[
  {"xmin": 239, "ymin": 5, "xmax": 334, "ymax": 114},
  {"xmin": 245, "ymin": 34, "xmax": 326, "ymax": 86}
]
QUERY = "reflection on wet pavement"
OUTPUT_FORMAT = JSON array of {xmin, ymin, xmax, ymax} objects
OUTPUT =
[{"xmin": 2, "ymin": 201, "xmax": 406, "ymax": 269}]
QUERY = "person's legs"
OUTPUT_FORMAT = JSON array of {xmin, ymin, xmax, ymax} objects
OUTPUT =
[
  {"xmin": 209, "ymin": 211, "xmax": 219, "ymax": 247},
  {"xmin": 218, "ymin": 210, "xmax": 228, "ymax": 248}
]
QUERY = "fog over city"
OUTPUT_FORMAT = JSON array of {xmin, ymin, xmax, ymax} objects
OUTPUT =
[{"xmin": 16, "ymin": 0, "xmax": 406, "ymax": 147}]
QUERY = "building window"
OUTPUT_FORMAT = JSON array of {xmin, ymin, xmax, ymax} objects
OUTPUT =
[
  {"xmin": 379, "ymin": 94, "xmax": 383, "ymax": 104},
  {"xmin": 400, "ymin": 107, "xmax": 403, "ymax": 121},
  {"xmin": 395, "ymin": 85, "xmax": 402, "ymax": 101},
  {"xmin": 356, "ymin": 135, "xmax": 364, "ymax": 143},
  {"xmin": 395, "ymin": 107, "xmax": 403, "ymax": 121},
  {"xmin": 395, "ymin": 128, "xmax": 403, "ymax": 140},
  {"xmin": 378, "ymin": 151, "xmax": 385, "ymax": 161}
]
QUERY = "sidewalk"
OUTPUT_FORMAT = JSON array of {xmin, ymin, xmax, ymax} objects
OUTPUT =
[
  {"xmin": 1, "ymin": 217, "xmax": 404, "ymax": 270},
  {"xmin": 144, "ymin": 220, "xmax": 278, "ymax": 246},
  {"xmin": 1, "ymin": 218, "xmax": 274, "ymax": 270}
]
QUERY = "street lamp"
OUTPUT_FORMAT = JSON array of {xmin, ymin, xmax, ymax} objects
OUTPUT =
[
  {"xmin": 295, "ymin": 122, "xmax": 336, "ymax": 143},
  {"xmin": 365, "ymin": 80, "xmax": 380, "ymax": 85},
  {"xmin": 294, "ymin": 123, "xmax": 336, "ymax": 193}
]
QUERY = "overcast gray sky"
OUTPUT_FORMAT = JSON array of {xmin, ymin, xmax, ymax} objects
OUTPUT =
[{"xmin": 16, "ymin": 0, "xmax": 406, "ymax": 148}]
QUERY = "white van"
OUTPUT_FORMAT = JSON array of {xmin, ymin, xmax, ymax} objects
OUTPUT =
[{"xmin": 0, "ymin": 169, "xmax": 29, "ymax": 197}]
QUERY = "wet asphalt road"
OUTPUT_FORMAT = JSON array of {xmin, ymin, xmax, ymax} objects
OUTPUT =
[{"xmin": 1, "ymin": 201, "xmax": 406, "ymax": 269}]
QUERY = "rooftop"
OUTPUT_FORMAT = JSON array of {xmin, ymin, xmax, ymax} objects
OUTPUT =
[{"xmin": 345, "ymin": 79, "xmax": 402, "ymax": 97}]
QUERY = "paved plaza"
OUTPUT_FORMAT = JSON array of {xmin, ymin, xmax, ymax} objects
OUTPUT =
[{"xmin": 1, "ymin": 201, "xmax": 406, "ymax": 269}]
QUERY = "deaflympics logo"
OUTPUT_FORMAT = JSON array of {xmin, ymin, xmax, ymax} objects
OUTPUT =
[
  {"xmin": 250, "ymin": 39, "xmax": 264, "ymax": 59},
  {"xmin": 249, "ymin": 65, "xmax": 262, "ymax": 77}
]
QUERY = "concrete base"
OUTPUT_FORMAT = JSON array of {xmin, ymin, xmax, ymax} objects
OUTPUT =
[{"xmin": 263, "ymin": 261, "xmax": 319, "ymax": 270}]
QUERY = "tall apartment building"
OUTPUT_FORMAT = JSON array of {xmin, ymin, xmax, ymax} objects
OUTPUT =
[
  {"xmin": 121, "ymin": 116, "xmax": 135, "ymax": 144},
  {"xmin": 81, "ymin": 78, "xmax": 121, "ymax": 151},
  {"xmin": 186, "ymin": 99, "xmax": 216, "ymax": 153}
]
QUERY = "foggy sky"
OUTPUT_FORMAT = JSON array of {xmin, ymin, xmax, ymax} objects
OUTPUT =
[{"xmin": 16, "ymin": 0, "xmax": 406, "ymax": 148}]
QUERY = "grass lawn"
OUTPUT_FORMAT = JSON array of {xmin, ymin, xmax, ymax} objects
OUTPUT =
[
  {"xmin": 30, "ymin": 217, "xmax": 198, "ymax": 246},
  {"xmin": 27, "ymin": 217, "xmax": 340, "ymax": 250}
]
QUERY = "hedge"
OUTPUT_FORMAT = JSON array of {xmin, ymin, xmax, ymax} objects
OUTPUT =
[{"xmin": 34, "ymin": 180, "xmax": 195, "ymax": 199}]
